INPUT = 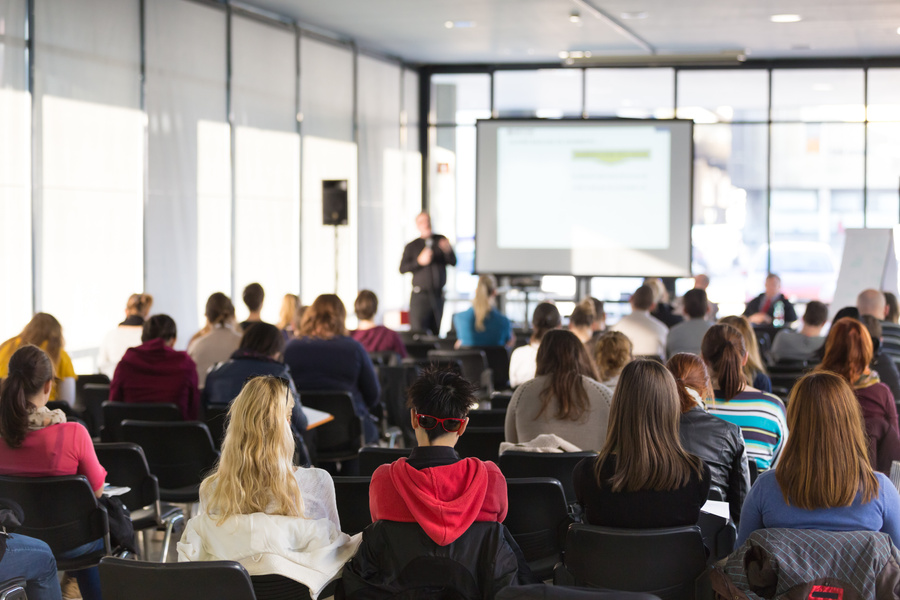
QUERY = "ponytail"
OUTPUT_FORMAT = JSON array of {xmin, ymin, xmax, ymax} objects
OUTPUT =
[
  {"xmin": 0, "ymin": 345, "xmax": 54, "ymax": 448},
  {"xmin": 473, "ymin": 275, "xmax": 497, "ymax": 332},
  {"xmin": 531, "ymin": 302, "xmax": 562, "ymax": 344},
  {"xmin": 701, "ymin": 324, "xmax": 746, "ymax": 400}
]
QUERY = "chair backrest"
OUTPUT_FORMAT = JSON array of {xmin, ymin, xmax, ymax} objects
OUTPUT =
[
  {"xmin": 0, "ymin": 578, "xmax": 26, "ymax": 600},
  {"xmin": 82, "ymin": 383, "xmax": 111, "ymax": 437},
  {"xmin": 504, "ymin": 478, "xmax": 571, "ymax": 580},
  {"xmin": 299, "ymin": 391, "xmax": 364, "ymax": 462},
  {"xmin": 101, "ymin": 401, "xmax": 183, "ymax": 442},
  {"xmin": 399, "ymin": 330, "xmax": 433, "ymax": 345},
  {"xmin": 467, "ymin": 409, "xmax": 507, "ymax": 428},
  {"xmin": 498, "ymin": 451, "xmax": 598, "ymax": 505},
  {"xmin": 558, "ymin": 524, "xmax": 707, "ymax": 599},
  {"xmin": 375, "ymin": 364, "xmax": 420, "ymax": 446},
  {"xmin": 454, "ymin": 426, "xmax": 505, "ymax": 463},
  {"xmin": 358, "ymin": 446, "xmax": 413, "ymax": 476},
  {"xmin": 204, "ymin": 404, "xmax": 230, "ymax": 450},
  {"xmin": 251, "ymin": 574, "xmax": 311, "ymax": 600},
  {"xmin": 368, "ymin": 350, "xmax": 400, "ymax": 367},
  {"xmin": 76, "ymin": 373, "xmax": 111, "ymax": 404},
  {"xmin": 427, "ymin": 350, "xmax": 489, "ymax": 390},
  {"xmin": 120, "ymin": 421, "xmax": 220, "ymax": 491},
  {"xmin": 0, "ymin": 475, "xmax": 109, "ymax": 555},
  {"xmin": 697, "ymin": 511, "xmax": 736, "ymax": 564},
  {"xmin": 332, "ymin": 476, "xmax": 373, "ymax": 535},
  {"xmin": 405, "ymin": 341, "xmax": 438, "ymax": 360},
  {"xmin": 490, "ymin": 391, "xmax": 513, "ymax": 411},
  {"xmin": 99, "ymin": 557, "xmax": 257, "ymax": 600},
  {"xmin": 496, "ymin": 584, "xmax": 662, "ymax": 600},
  {"xmin": 466, "ymin": 345, "xmax": 511, "ymax": 391},
  {"xmin": 93, "ymin": 442, "xmax": 159, "ymax": 513}
]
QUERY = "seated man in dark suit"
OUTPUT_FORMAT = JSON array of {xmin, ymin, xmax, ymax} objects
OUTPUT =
[{"xmin": 744, "ymin": 273, "xmax": 797, "ymax": 326}]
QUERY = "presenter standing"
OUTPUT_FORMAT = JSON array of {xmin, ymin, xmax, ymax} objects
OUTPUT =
[{"xmin": 400, "ymin": 212, "xmax": 456, "ymax": 334}]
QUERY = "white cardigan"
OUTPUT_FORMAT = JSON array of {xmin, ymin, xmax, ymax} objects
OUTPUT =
[{"xmin": 177, "ymin": 468, "xmax": 361, "ymax": 599}]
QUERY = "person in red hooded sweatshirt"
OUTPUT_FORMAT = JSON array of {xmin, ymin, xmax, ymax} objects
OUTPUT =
[{"xmin": 109, "ymin": 314, "xmax": 199, "ymax": 420}]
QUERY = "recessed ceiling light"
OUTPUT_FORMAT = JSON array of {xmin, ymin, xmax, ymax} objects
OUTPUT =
[
  {"xmin": 444, "ymin": 20, "xmax": 476, "ymax": 29},
  {"xmin": 770, "ymin": 14, "xmax": 802, "ymax": 23},
  {"xmin": 444, "ymin": 21, "xmax": 453, "ymax": 29},
  {"xmin": 558, "ymin": 51, "xmax": 570, "ymax": 59},
  {"xmin": 620, "ymin": 11, "xmax": 648, "ymax": 20},
  {"xmin": 569, "ymin": 10, "xmax": 581, "ymax": 23}
]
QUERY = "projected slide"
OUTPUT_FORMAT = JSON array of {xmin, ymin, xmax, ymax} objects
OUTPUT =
[{"xmin": 496, "ymin": 125, "xmax": 671, "ymax": 250}]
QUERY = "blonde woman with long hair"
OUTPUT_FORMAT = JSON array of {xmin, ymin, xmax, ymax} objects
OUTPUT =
[
  {"xmin": 277, "ymin": 293, "xmax": 300, "ymax": 338},
  {"xmin": 736, "ymin": 371, "xmax": 900, "ymax": 548},
  {"xmin": 178, "ymin": 376, "xmax": 360, "ymax": 597},
  {"xmin": 573, "ymin": 359, "xmax": 709, "ymax": 528},
  {"xmin": 452, "ymin": 274, "xmax": 513, "ymax": 348}
]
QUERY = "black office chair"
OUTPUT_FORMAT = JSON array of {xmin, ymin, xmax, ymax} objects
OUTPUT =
[
  {"xmin": 81, "ymin": 383, "xmax": 111, "ymax": 438},
  {"xmin": 490, "ymin": 391, "xmax": 514, "ymax": 410},
  {"xmin": 332, "ymin": 476, "xmax": 373, "ymax": 535},
  {"xmin": 554, "ymin": 524, "xmax": 708, "ymax": 600},
  {"xmin": 251, "ymin": 574, "xmax": 317, "ymax": 600},
  {"xmin": 299, "ymin": 391, "xmax": 365, "ymax": 465},
  {"xmin": 0, "ymin": 475, "xmax": 111, "ymax": 570},
  {"xmin": 697, "ymin": 511, "xmax": 736, "ymax": 564},
  {"xmin": 120, "ymin": 421, "xmax": 220, "ymax": 504},
  {"xmin": 101, "ymin": 401, "xmax": 183, "ymax": 442},
  {"xmin": 94, "ymin": 442, "xmax": 185, "ymax": 561},
  {"xmin": 0, "ymin": 578, "xmax": 26, "ymax": 600},
  {"xmin": 504, "ymin": 478, "xmax": 572, "ymax": 580},
  {"xmin": 454, "ymin": 426, "xmax": 505, "ymax": 463},
  {"xmin": 498, "ymin": 451, "xmax": 598, "ymax": 506},
  {"xmin": 203, "ymin": 404, "xmax": 230, "ymax": 450},
  {"xmin": 497, "ymin": 585, "xmax": 662, "ymax": 599},
  {"xmin": 467, "ymin": 345, "xmax": 511, "ymax": 391},
  {"xmin": 375, "ymin": 363, "xmax": 421, "ymax": 447},
  {"xmin": 99, "ymin": 557, "xmax": 257, "ymax": 600},
  {"xmin": 368, "ymin": 350, "xmax": 401, "ymax": 367},
  {"xmin": 399, "ymin": 330, "xmax": 433, "ymax": 345},
  {"xmin": 405, "ymin": 341, "xmax": 438, "ymax": 360},
  {"xmin": 467, "ymin": 409, "xmax": 507, "ymax": 428},
  {"xmin": 76, "ymin": 373, "xmax": 111, "ymax": 405},
  {"xmin": 768, "ymin": 360, "xmax": 811, "ymax": 401},
  {"xmin": 427, "ymin": 349, "xmax": 491, "ymax": 396},
  {"xmin": 358, "ymin": 446, "xmax": 412, "ymax": 476}
]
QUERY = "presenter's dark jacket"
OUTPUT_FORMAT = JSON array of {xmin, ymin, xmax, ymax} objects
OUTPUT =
[
  {"xmin": 679, "ymin": 406, "xmax": 750, "ymax": 523},
  {"xmin": 399, "ymin": 235, "xmax": 457, "ymax": 292},
  {"xmin": 743, "ymin": 293, "xmax": 798, "ymax": 324},
  {"xmin": 573, "ymin": 454, "xmax": 710, "ymax": 529}
]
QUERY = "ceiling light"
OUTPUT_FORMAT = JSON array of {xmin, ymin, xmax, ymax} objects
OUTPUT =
[
  {"xmin": 558, "ymin": 51, "xmax": 570, "ymax": 59},
  {"xmin": 444, "ymin": 21, "xmax": 453, "ymax": 29},
  {"xmin": 620, "ymin": 11, "xmax": 648, "ymax": 20},
  {"xmin": 770, "ymin": 14, "xmax": 802, "ymax": 23},
  {"xmin": 569, "ymin": 10, "xmax": 581, "ymax": 23},
  {"xmin": 444, "ymin": 20, "xmax": 476, "ymax": 29},
  {"xmin": 896, "ymin": 26, "xmax": 900, "ymax": 34}
]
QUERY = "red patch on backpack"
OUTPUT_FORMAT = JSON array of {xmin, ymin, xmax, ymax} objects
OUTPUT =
[{"xmin": 809, "ymin": 585, "xmax": 843, "ymax": 600}]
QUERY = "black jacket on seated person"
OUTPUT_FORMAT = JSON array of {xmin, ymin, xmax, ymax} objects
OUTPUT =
[
  {"xmin": 872, "ymin": 349, "xmax": 900, "ymax": 402},
  {"xmin": 679, "ymin": 406, "xmax": 751, "ymax": 524},
  {"xmin": 338, "ymin": 520, "xmax": 520, "ymax": 600}
]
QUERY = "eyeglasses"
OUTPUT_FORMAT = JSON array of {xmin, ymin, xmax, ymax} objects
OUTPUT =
[{"xmin": 415, "ymin": 412, "xmax": 465, "ymax": 433}]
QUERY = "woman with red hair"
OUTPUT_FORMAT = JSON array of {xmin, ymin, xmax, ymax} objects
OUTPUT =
[{"xmin": 818, "ymin": 317, "xmax": 900, "ymax": 475}]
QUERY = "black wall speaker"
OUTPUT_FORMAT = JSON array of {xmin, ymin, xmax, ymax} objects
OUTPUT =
[{"xmin": 322, "ymin": 180, "xmax": 348, "ymax": 226}]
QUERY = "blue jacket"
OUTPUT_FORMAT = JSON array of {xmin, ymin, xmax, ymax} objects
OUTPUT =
[{"xmin": 202, "ymin": 350, "xmax": 308, "ymax": 435}]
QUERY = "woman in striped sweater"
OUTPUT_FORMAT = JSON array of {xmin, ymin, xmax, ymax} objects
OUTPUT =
[{"xmin": 701, "ymin": 323, "xmax": 788, "ymax": 472}]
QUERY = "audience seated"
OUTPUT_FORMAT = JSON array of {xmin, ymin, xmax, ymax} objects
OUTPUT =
[
  {"xmin": 0, "ymin": 313, "xmax": 76, "ymax": 405},
  {"xmin": 719, "ymin": 315, "xmax": 772, "ymax": 393},
  {"xmin": 0, "ymin": 345, "xmax": 106, "ymax": 600},
  {"xmin": 188, "ymin": 292, "xmax": 242, "ymax": 388},
  {"xmin": 505, "ymin": 330, "xmax": 611, "ymax": 451},
  {"xmin": 0, "ymin": 530, "xmax": 62, "ymax": 600},
  {"xmin": 885, "ymin": 291, "xmax": 900, "ymax": 339},
  {"xmin": 611, "ymin": 285, "xmax": 667, "ymax": 359},
  {"xmin": 284, "ymin": 294, "xmax": 380, "ymax": 444},
  {"xmin": 109, "ymin": 314, "xmax": 199, "ymax": 420},
  {"xmin": 857, "ymin": 289, "xmax": 900, "ymax": 400},
  {"xmin": 702, "ymin": 324, "xmax": 788, "ymax": 471},
  {"xmin": 736, "ymin": 371, "xmax": 900, "ymax": 548},
  {"xmin": 592, "ymin": 330, "xmax": 633, "ymax": 391},
  {"xmin": 350, "ymin": 290, "xmax": 407, "ymax": 358},
  {"xmin": 276, "ymin": 293, "xmax": 300, "ymax": 340},
  {"xmin": 693, "ymin": 274, "xmax": 718, "ymax": 321},
  {"xmin": 97, "ymin": 293, "xmax": 153, "ymax": 379},
  {"xmin": 177, "ymin": 376, "xmax": 360, "ymax": 597},
  {"xmin": 238, "ymin": 282, "xmax": 266, "ymax": 333},
  {"xmin": 567, "ymin": 299, "xmax": 595, "ymax": 345},
  {"xmin": 818, "ymin": 317, "xmax": 900, "ymax": 475},
  {"xmin": 743, "ymin": 272, "xmax": 797, "ymax": 326},
  {"xmin": 667, "ymin": 353, "xmax": 750, "ymax": 523},
  {"xmin": 453, "ymin": 274, "xmax": 513, "ymax": 348},
  {"xmin": 769, "ymin": 300, "xmax": 827, "ymax": 363},
  {"xmin": 861, "ymin": 315, "xmax": 900, "ymax": 401},
  {"xmin": 509, "ymin": 302, "xmax": 560, "ymax": 388},
  {"xmin": 644, "ymin": 277, "xmax": 683, "ymax": 329},
  {"xmin": 202, "ymin": 323, "xmax": 307, "ymax": 437},
  {"xmin": 572, "ymin": 360, "xmax": 710, "ymax": 528},
  {"xmin": 665, "ymin": 289, "xmax": 712, "ymax": 358}
]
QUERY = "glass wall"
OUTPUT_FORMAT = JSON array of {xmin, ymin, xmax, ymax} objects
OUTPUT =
[{"xmin": 430, "ymin": 64, "xmax": 900, "ymax": 323}]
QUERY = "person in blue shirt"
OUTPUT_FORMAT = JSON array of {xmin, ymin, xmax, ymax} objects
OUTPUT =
[
  {"xmin": 737, "ymin": 371, "xmax": 900, "ymax": 548},
  {"xmin": 453, "ymin": 275, "xmax": 513, "ymax": 348}
]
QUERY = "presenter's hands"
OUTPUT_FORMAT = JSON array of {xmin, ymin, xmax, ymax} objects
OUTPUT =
[
  {"xmin": 438, "ymin": 238, "xmax": 452, "ymax": 253},
  {"xmin": 417, "ymin": 248, "xmax": 433, "ymax": 266},
  {"xmin": 747, "ymin": 312, "xmax": 771, "ymax": 325}
]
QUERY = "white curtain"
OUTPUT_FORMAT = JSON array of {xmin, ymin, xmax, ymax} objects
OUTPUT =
[{"xmin": 145, "ymin": 0, "xmax": 228, "ymax": 342}]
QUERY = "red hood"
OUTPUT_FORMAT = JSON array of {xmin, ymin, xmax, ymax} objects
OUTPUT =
[
  {"xmin": 370, "ymin": 457, "xmax": 507, "ymax": 546},
  {"xmin": 121, "ymin": 338, "xmax": 191, "ymax": 374}
]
